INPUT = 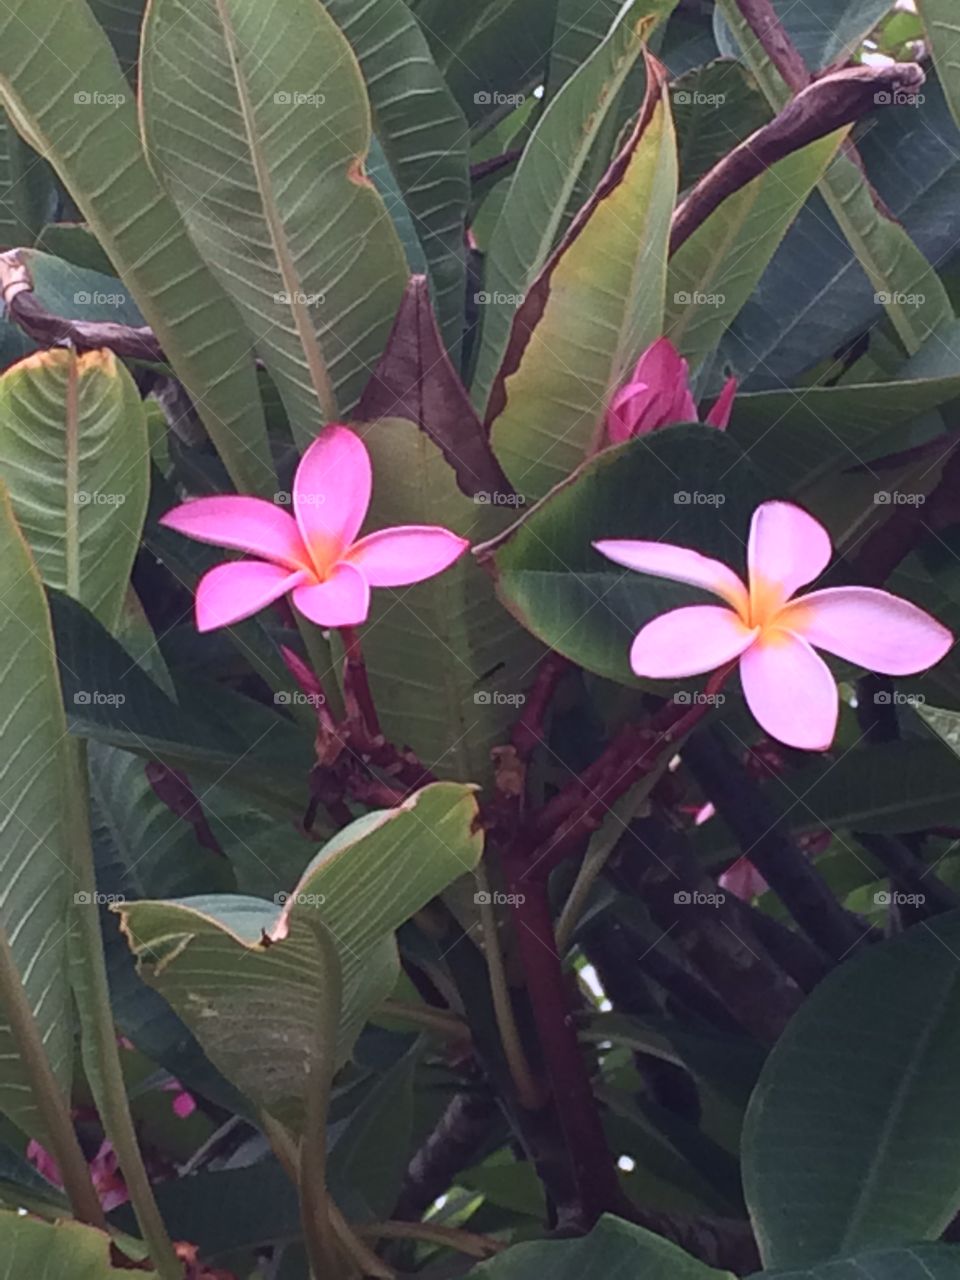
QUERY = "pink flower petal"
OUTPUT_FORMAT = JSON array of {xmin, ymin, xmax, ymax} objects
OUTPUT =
[
  {"xmin": 292, "ymin": 561, "xmax": 371, "ymax": 627},
  {"xmin": 195, "ymin": 561, "xmax": 309, "ymax": 632},
  {"xmin": 594, "ymin": 539, "xmax": 749, "ymax": 615},
  {"xmin": 740, "ymin": 629, "xmax": 838, "ymax": 750},
  {"xmin": 704, "ymin": 376, "xmax": 737, "ymax": 429},
  {"xmin": 630, "ymin": 605, "xmax": 758, "ymax": 679},
  {"xmin": 293, "ymin": 426, "xmax": 372, "ymax": 571},
  {"xmin": 346, "ymin": 526, "xmax": 469, "ymax": 586},
  {"xmin": 719, "ymin": 858, "xmax": 768, "ymax": 901},
  {"xmin": 160, "ymin": 497, "xmax": 308, "ymax": 571},
  {"xmin": 607, "ymin": 381, "xmax": 650, "ymax": 442},
  {"xmin": 747, "ymin": 501, "xmax": 832, "ymax": 618},
  {"xmin": 781, "ymin": 586, "xmax": 954, "ymax": 675}
]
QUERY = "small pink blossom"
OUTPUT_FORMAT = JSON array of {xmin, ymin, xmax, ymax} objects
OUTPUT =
[
  {"xmin": 595, "ymin": 500, "xmax": 952, "ymax": 751},
  {"xmin": 27, "ymin": 1138, "xmax": 128, "ymax": 1212},
  {"xmin": 606, "ymin": 338, "xmax": 737, "ymax": 443},
  {"xmin": 161, "ymin": 425, "xmax": 469, "ymax": 632}
]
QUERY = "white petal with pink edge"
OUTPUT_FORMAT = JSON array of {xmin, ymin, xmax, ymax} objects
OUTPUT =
[
  {"xmin": 595, "ymin": 539, "xmax": 749, "ymax": 615},
  {"xmin": 346, "ymin": 526, "xmax": 469, "ymax": 586},
  {"xmin": 747, "ymin": 501, "xmax": 832, "ymax": 612},
  {"xmin": 629, "ymin": 605, "xmax": 758, "ymax": 679},
  {"xmin": 160, "ymin": 497, "xmax": 309, "ymax": 571},
  {"xmin": 292, "ymin": 561, "xmax": 371, "ymax": 627},
  {"xmin": 195, "ymin": 562, "xmax": 309, "ymax": 632},
  {"xmin": 780, "ymin": 586, "xmax": 954, "ymax": 675},
  {"xmin": 739, "ymin": 629, "xmax": 838, "ymax": 751},
  {"xmin": 293, "ymin": 425, "xmax": 372, "ymax": 566}
]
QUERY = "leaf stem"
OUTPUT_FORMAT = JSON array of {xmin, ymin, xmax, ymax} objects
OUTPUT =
[
  {"xmin": 358, "ymin": 1220, "xmax": 505, "ymax": 1259},
  {"xmin": 474, "ymin": 864, "xmax": 543, "ymax": 1111},
  {"xmin": 0, "ymin": 926, "xmax": 105, "ymax": 1228},
  {"xmin": 66, "ymin": 741, "xmax": 182, "ymax": 1280},
  {"xmin": 340, "ymin": 625, "xmax": 381, "ymax": 739}
]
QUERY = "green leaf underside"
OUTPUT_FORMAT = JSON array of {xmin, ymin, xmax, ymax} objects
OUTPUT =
[
  {"xmin": 0, "ymin": 486, "xmax": 75, "ymax": 1142},
  {"xmin": 0, "ymin": 0, "xmax": 274, "ymax": 495},
  {"xmin": 140, "ymin": 0, "xmax": 408, "ymax": 445},
  {"xmin": 116, "ymin": 783, "xmax": 482, "ymax": 1129}
]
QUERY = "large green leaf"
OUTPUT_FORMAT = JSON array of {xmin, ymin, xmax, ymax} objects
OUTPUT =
[
  {"xmin": 0, "ymin": 110, "xmax": 55, "ymax": 250},
  {"xmin": 672, "ymin": 60, "xmax": 770, "ymax": 190},
  {"xmin": 480, "ymin": 426, "xmax": 766, "ymax": 683},
  {"xmin": 116, "ymin": 783, "xmax": 482, "ymax": 1129},
  {"xmin": 715, "ymin": 0, "xmax": 954, "ymax": 358},
  {"xmin": 918, "ymin": 2, "xmax": 960, "ymax": 133},
  {"xmin": 0, "ymin": 0, "xmax": 274, "ymax": 496},
  {"xmin": 545, "ymin": 0, "xmax": 622, "ymax": 95},
  {"xmin": 48, "ymin": 589, "xmax": 314, "ymax": 818},
  {"xmin": 358, "ymin": 418, "xmax": 541, "ymax": 784},
  {"xmin": 471, "ymin": 1, "xmax": 670, "ymax": 418},
  {"xmin": 667, "ymin": 130, "xmax": 844, "ymax": 371},
  {"xmin": 471, "ymin": 1213, "xmax": 735, "ymax": 1279},
  {"xmin": 140, "ymin": 0, "xmax": 408, "ymax": 446},
  {"xmin": 726, "ymin": 366, "xmax": 960, "ymax": 492},
  {"xmin": 0, "ymin": 348, "xmax": 147, "ymax": 630},
  {"xmin": 0, "ymin": 487, "xmax": 75, "ymax": 1141},
  {"xmin": 743, "ymin": 912, "xmax": 960, "ymax": 1267},
  {"xmin": 323, "ymin": 0, "xmax": 469, "ymax": 354},
  {"xmin": 488, "ymin": 61, "xmax": 678, "ymax": 500},
  {"xmin": 0, "ymin": 1212, "xmax": 156, "ymax": 1278},
  {"xmin": 756, "ymin": 1245, "xmax": 960, "ymax": 1279}
]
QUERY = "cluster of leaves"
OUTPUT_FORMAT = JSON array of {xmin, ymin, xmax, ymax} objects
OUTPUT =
[{"xmin": 2, "ymin": 1, "xmax": 960, "ymax": 1278}]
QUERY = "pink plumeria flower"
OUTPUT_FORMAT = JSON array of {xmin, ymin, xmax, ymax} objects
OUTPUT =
[
  {"xmin": 606, "ymin": 337, "xmax": 737, "ymax": 443},
  {"xmin": 161, "ymin": 425, "xmax": 469, "ymax": 632},
  {"xmin": 594, "ymin": 500, "xmax": 953, "ymax": 751}
]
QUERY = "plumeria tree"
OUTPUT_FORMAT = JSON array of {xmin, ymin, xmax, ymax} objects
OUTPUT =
[{"xmin": 2, "ymin": 0, "xmax": 960, "ymax": 1277}]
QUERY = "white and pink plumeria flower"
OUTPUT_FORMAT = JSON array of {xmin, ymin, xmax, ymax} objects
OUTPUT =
[
  {"xmin": 595, "ymin": 500, "xmax": 953, "ymax": 751},
  {"xmin": 161, "ymin": 425, "xmax": 469, "ymax": 632}
]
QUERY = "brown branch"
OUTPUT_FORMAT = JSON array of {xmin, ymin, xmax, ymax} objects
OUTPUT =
[
  {"xmin": 733, "ymin": 0, "xmax": 809, "ymax": 91},
  {"xmin": 0, "ymin": 249, "xmax": 164, "ymax": 361},
  {"xmin": 670, "ymin": 62, "xmax": 925, "ymax": 253}
]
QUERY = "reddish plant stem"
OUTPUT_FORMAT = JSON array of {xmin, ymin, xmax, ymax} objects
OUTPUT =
[
  {"xmin": 340, "ymin": 626, "xmax": 382, "ymax": 740},
  {"xmin": 511, "ymin": 653, "xmax": 572, "ymax": 760},
  {"xmin": 499, "ymin": 856, "xmax": 624, "ymax": 1228},
  {"xmin": 733, "ymin": 0, "xmax": 809, "ymax": 91}
]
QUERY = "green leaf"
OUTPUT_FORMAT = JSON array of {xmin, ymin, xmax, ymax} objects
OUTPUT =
[
  {"xmin": 715, "ymin": 0, "xmax": 894, "ymax": 71},
  {"xmin": 116, "ymin": 783, "xmax": 482, "ymax": 1129},
  {"xmin": 87, "ymin": 0, "xmax": 146, "ymax": 78},
  {"xmin": 0, "ymin": 348, "xmax": 147, "ymax": 630},
  {"xmin": 323, "ymin": 0, "xmax": 469, "ymax": 354},
  {"xmin": 358, "ymin": 418, "xmax": 541, "ymax": 784},
  {"xmin": 918, "ymin": 2, "xmax": 960, "ymax": 134},
  {"xmin": 756, "ymin": 1244, "xmax": 960, "ymax": 1279},
  {"xmin": 471, "ymin": 1212, "xmax": 735, "ymax": 1279},
  {"xmin": 140, "ymin": 0, "xmax": 408, "ymax": 445},
  {"xmin": 743, "ymin": 911, "xmax": 960, "ymax": 1267},
  {"xmin": 327, "ymin": 1045, "xmax": 418, "ymax": 1221},
  {"xmin": 0, "ymin": 1211, "xmax": 157, "ymax": 1278},
  {"xmin": 48, "ymin": 589, "xmax": 314, "ymax": 818},
  {"xmin": 0, "ymin": 0, "xmax": 274, "ymax": 496},
  {"xmin": 410, "ymin": 0, "xmax": 559, "ymax": 128},
  {"xmin": 699, "ymin": 740, "xmax": 960, "ymax": 869},
  {"xmin": 0, "ymin": 487, "xmax": 75, "ymax": 1140},
  {"xmin": 715, "ymin": 0, "xmax": 954, "ymax": 358},
  {"xmin": 471, "ymin": 2, "xmax": 669, "ymax": 418},
  {"xmin": 0, "ymin": 110, "xmax": 55, "ymax": 250},
  {"xmin": 672, "ymin": 60, "xmax": 769, "ymax": 190},
  {"xmin": 726, "ymin": 367, "xmax": 960, "ymax": 492},
  {"xmin": 667, "ymin": 130, "xmax": 845, "ymax": 371},
  {"xmin": 545, "ymin": 0, "xmax": 623, "ymax": 95},
  {"xmin": 480, "ymin": 426, "xmax": 766, "ymax": 683},
  {"xmin": 488, "ymin": 61, "xmax": 678, "ymax": 500}
]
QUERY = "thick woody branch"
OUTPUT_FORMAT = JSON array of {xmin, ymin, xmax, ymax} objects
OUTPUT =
[{"xmin": 671, "ymin": 63, "xmax": 925, "ymax": 253}]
